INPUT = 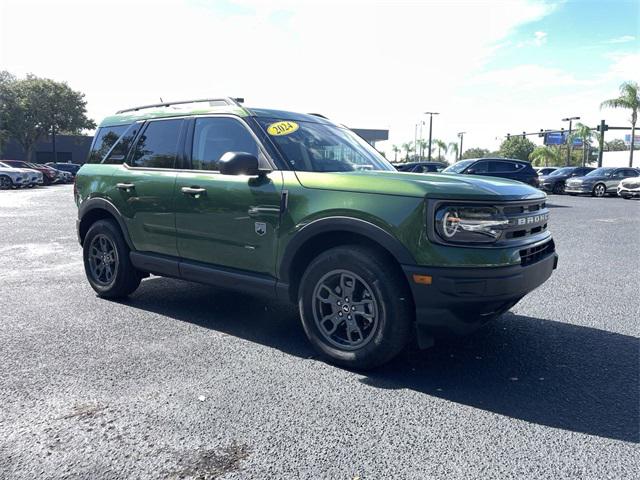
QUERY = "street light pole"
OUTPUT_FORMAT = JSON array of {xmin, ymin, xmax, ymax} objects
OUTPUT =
[
  {"xmin": 457, "ymin": 132, "xmax": 465, "ymax": 161},
  {"xmin": 562, "ymin": 116, "xmax": 580, "ymax": 166},
  {"xmin": 424, "ymin": 112, "xmax": 439, "ymax": 162}
]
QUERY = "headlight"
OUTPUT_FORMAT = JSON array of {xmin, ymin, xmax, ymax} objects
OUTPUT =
[{"xmin": 435, "ymin": 205, "xmax": 509, "ymax": 244}]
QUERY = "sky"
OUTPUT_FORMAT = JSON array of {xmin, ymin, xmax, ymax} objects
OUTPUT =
[{"xmin": 1, "ymin": 0, "xmax": 638, "ymax": 160}]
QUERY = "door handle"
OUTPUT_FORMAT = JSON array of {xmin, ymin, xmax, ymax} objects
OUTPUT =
[
  {"xmin": 116, "ymin": 183, "xmax": 135, "ymax": 191},
  {"xmin": 181, "ymin": 186, "xmax": 206, "ymax": 196}
]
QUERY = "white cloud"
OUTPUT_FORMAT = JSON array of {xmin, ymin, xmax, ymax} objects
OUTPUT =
[
  {"xmin": 533, "ymin": 31, "xmax": 548, "ymax": 46},
  {"xmin": 605, "ymin": 35, "xmax": 636, "ymax": 44}
]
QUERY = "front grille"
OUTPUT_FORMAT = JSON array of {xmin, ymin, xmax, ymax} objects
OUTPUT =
[
  {"xmin": 520, "ymin": 239, "xmax": 555, "ymax": 266},
  {"xmin": 498, "ymin": 200, "xmax": 549, "ymax": 241}
]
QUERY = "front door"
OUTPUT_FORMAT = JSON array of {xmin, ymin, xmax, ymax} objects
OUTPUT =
[
  {"xmin": 110, "ymin": 118, "xmax": 184, "ymax": 257},
  {"xmin": 174, "ymin": 116, "xmax": 282, "ymax": 276}
]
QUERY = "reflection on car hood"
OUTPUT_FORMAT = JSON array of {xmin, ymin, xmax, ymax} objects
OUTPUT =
[{"xmin": 294, "ymin": 170, "xmax": 545, "ymax": 201}]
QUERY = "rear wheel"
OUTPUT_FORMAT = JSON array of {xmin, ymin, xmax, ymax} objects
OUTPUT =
[
  {"xmin": 298, "ymin": 246, "xmax": 413, "ymax": 370},
  {"xmin": 83, "ymin": 219, "xmax": 141, "ymax": 298},
  {"xmin": 593, "ymin": 183, "xmax": 606, "ymax": 197}
]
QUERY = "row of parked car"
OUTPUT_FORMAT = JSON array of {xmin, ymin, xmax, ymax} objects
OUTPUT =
[
  {"xmin": 392, "ymin": 159, "xmax": 640, "ymax": 199},
  {"xmin": 0, "ymin": 160, "xmax": 81, "ymax": 189},
  {"xmin": 534, "ymin": 165, "xmax": 640, "ymax": 199}
]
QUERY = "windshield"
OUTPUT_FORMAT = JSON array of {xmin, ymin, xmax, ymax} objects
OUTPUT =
[
  {"xmin": 586, "ymin": 168, "xmax": 613, "ymax": 177},
  {"xmin": 256, "ymin": 118, "xmax": 394, "ymax": 172},
  {"xmin": 443, "ymin": 159, "xmax": 475, "ymax": 173},
  {"xmin": 549, "ymin": 167, "xmax": 574, "ymax": 176}
]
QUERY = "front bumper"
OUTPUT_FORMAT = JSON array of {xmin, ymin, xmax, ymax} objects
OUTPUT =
[
  {"xmin": 402, "ymin": 251, "xmax": 558, "ymax": 340},
  {"xmin": 565, "ymin": 184, "xmax": 592, "ymax": 194},
  {"xmin": 618, "ymin": 186, "xmax": 640, "ymax": 197}
]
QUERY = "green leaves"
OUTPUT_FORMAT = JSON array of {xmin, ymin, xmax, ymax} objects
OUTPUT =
[{"xmin": 0, "ymin": 71, "xmax": 95, "ymax": 158}]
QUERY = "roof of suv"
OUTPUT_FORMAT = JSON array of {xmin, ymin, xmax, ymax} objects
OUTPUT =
[{"xmin": 99, "ymin": 98, "xmax": 335, "ymax": 128}]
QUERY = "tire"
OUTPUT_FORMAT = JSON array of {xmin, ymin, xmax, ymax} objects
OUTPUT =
[
  {"xmin": 298, "ymin": 246, "xmax": 413, "ymax": 370},
  {"xmin": 592, "ymin": 183, "xmax": 606, "ymax": 197},
  {"xmin": 83, "ymin": 219, "xmax": 141, "ymax": 298},
  {"xmin": 0, "ymin": 176, "xmax": 11, "ymax": 190},
  {"xmin": 552, "ymin": 182, "xmax": 564, "ymax": 195}
]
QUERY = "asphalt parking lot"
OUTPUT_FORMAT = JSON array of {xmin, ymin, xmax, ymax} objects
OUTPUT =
[{"xmin": 0, "ymin": 185, "xmax": 638, "ymax": 479}]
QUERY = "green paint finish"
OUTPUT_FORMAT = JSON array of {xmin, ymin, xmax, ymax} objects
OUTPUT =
[{"xmin": 174, "ymin": 170, "xmax": 283, "ymax": 274}]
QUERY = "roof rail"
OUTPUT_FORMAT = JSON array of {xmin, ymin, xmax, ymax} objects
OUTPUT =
[
  {"xmin": 116, "ymin": 97, "xmax": 245, "ymax": 114},
  {"xmin": 308, "ymin": 113, "xmax": 329, "ymax": 119}
]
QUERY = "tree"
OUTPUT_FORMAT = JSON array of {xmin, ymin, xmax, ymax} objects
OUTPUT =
[
  {"xmin": 448, "ymin": 141, "xmax": 459, "ymax": 161},
  {"xmin": 417, "ymin": 139, "xmax": 429, "ymax": 160},
  {"xmin": 569, "ymin": 122, "xmax": 594, "ymax": 166},
  {"xmin": 433, "ymin": 139, "xmax": 448, "ymax": 161},
  {"xmin": 401, "ymin": 142, "xmax": 414, "ymax": 161},
  {"xmin": 461, "ymin": 147, "xmax": 490, "ymax": 160},
  {"xmin": 601, "ymin": 80, "xmax": 639, "ymax": 167},
  {"xmin": 0, "ymin": 71, "xmax": 15, "ymax": 156},
  {"xmin": 605, "ymin": 138, "xmax": 628, "ymax": 151},
  {"xmin": 498, "ymin": 136, "xmax": 536, "ymax": 161},
  {"xmin": 0, "ymin": 72, "xmax": 95, "ymax": 161},
  {"xmin": 391, "ymin": 144, "xmax": 401, "ymax": 162},
  {"xmin": 529, "ymin": 146, "xmax": 560, "ymax": 167}
]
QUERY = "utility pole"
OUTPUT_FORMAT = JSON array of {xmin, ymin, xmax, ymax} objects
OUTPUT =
[
  {"xmin": 457, "ymin": 132, "xmax": 465, "ymax": 161},
  {"xmin": 562, "ymin": 116, "xmax": 580, "ymax": 166},
  {"xmin": 424, "ymin": 112, "xmax": 439, "ymax": 162},
  {"xmin": 418, "ymin": 121, "xmax": 425, "ymax": 159},
  {"xmin": 414, "ymin": 123, "xmax": 418, "ymax": 161},
  {"xmin": 597, "ymin": 119, "xmax": 607, "ymax": 168}
]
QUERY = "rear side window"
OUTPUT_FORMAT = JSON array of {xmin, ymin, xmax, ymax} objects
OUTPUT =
[
  {"xmin": 470, "ymin": 161, "xmax": 489, "ymax": 173},
  {"xmin": 103, "ymin": 124, "xmax": 142, "ymax": 164},
  {"xmin": 623, "ymin": 169, "xmax": 639, "ymax": 177},
  {"xmin": 129, "ymin": 119, "xmax": 182, "ymax": 169},
  {"xmin": 191, "ymin": 117, "xmax": 258, "ymax": 171},
  {"xmin": 489, "ymin": 161, "xmax": 524, "ymax": 172},
  {"xmin": 88, "ymin": 125, "xmax": 129, "ymax": 163}
]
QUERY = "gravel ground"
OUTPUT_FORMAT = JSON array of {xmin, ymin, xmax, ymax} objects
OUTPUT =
[{"xmin": 0, "ymin": 185, "xmax": 638, "ymax": 479}]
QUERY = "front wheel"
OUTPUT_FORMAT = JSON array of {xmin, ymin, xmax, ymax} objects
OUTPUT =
[
  {"xmin": 0, "ymin": 176, "xmax": 11, "ymax": 190},
  {"xmin": 298, "ymin": 246, "xmax": 413, "ymax": 370},
  {"xmin": 552, "ymin": 182, "xmax": 565, "ymax": 194},
  {"xmin": 593, "ymin": 183, "xmax": 606, "ymax": 197},
  {"xmin": 83, "ymin": 219, "xmax": 141, "ymax": 298}
]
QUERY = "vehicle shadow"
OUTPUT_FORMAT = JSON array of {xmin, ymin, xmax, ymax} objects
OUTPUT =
[
  {"xmin": 122, "ymin": 277, "xmax": 639, "ymax": 443},
  {"xmin": 545, "ymin": 202, "xmax": 571, "ymax": 208}
]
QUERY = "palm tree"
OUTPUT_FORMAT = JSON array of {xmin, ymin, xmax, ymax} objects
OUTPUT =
[
  {"xmin": 391, "ymin": 144, "xmax": 401, "ymax": 162},
  {"xmin": 601, "ymin": 81, "xmax": 639, "ymax": 167},
  {"xmin": 448, "ymin": 142, "xmax": 459, "ymax": 162},
  {"xmin": 417, "ymin": 139, "xmax": 428, "ymax": 160},
  {"xmin": 529, "ymin": 146, "xmax": 560, "ymax": 167},
  {"xmin": 401, "ymin": 142, "xmax": 414, "ymax": 162},
  {"xmin": 569, "ymin": 122, "xmax": 594, "ymax": 166},
  {"xmin": 433, "ymin": 139, "xmax": 448, "ymax": 161}
]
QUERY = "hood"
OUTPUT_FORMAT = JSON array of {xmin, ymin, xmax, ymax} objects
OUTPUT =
[{"xmin": 294, "ymin": 170, "xmax": 544, "ymax": 201}]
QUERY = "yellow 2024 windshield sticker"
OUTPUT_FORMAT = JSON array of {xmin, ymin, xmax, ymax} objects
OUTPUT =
[{"xmin": 267, "ymin": 121, "xmax": 299, "ymax": 136}]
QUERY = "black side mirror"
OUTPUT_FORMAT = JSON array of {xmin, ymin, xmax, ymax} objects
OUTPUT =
[{"xmin": 219, "ymin": 152, "xmax": 260, "ymax": 176}]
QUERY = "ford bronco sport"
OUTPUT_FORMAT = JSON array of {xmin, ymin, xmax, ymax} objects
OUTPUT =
[{"xmin": 75, "ymin": 97, "xmax": 558, "ymax": 369}]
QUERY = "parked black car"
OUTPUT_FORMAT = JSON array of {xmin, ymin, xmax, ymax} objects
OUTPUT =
[
  {"xmin": 538, "ymin": 166, "xmax": 595, "ymax": 194},
  {"xmin": 442, "ymin": 158, "xmax": 539, "ymax": 186},
  {"xmin": 535, "ymin": 167, "xmax": 557, "ymax": 176},
  {"xmin": 395, "ymin": 161, "xmax": 447, "ymax": 173},
  {"xmin": 45, "ymin": 162, "xmax": 81, "ymax": 176}
]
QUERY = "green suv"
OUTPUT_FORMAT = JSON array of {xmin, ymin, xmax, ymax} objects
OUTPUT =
[{"xmin": 75, "ymin": 98, "xmax": 558, "ymax": 369}]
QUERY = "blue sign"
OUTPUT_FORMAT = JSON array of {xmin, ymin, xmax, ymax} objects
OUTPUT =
[{"xmin": 544, "ymin": 132, "xmax": 583, "ymax": 147}]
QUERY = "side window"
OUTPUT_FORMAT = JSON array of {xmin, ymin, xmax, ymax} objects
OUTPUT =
[
  {"xmin": 104, "ymin": 124, "xmax": 142, "ymax": 164},
  {"xmin": 470, "ymin": 161, "xmax": 489, "ymax": 173},
  {"xmin": 129, "ymin": 119, "xmax": 182, "ymax": 169},
  {"xmin": 490, "ymin": 161, "xmax": 519, "ymax": 172},
  {"xmin": 191, "ymin": 117, "xmax": 259, "ymax": 171},
  {"xmin": 623, "ymin": 169, "xmax": 638, "ymax": 177},
  {"xmin": 613, "ymin": 169, "xmax": 627, "ymax": 178},
  {"xmin": 88, "ymin": 125, "xmax": 129, "ymax": 163}
]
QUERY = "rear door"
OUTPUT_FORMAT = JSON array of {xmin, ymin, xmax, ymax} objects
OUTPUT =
[
  {"xmin": 488, "ymin": 160, "xmax": 523, "ymax": 182},
  {"xmin": 173, "ymin": 115, "xmax": 283, "ymax": 276},
  {"xmin": 109, "ymin": 118, "xmax": 184, "ymax": 257}
]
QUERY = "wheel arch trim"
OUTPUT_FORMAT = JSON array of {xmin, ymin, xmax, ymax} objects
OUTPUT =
[
  {"xmin": 278, "ymin": 216, "xmax": 415, "ymax": 283},
  {"xmin": 78, "ymin": 197, "xmax": 134, "ymax": 249}
]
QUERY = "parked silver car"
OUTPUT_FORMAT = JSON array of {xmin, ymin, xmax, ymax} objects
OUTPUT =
[
  {"xmin": 565, "ymin": 167, "xmax": 640, "ymax": 197},
  {"xmin": 0, "ymin": 161, "xmax": 42, "ymax": 187},
  {"xmin": 618, "ymin": 176, "xmax": 640, "ymax": 199},
  {"xmin": 0, "ymin": 163, "xmax": 30, "ymax": 189}
]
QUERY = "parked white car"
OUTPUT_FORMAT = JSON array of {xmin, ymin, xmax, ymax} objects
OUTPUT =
[
  {"xmin": 0, "ymin": 161, "xmax": 42, "ymax": 188},
  {"xmin": 0, "ymin": 164, "xmax": 30, "ymax": 189},
  {"xmin": 618, "ymin": 176, "xmax": 640, "ymax": 199}
]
